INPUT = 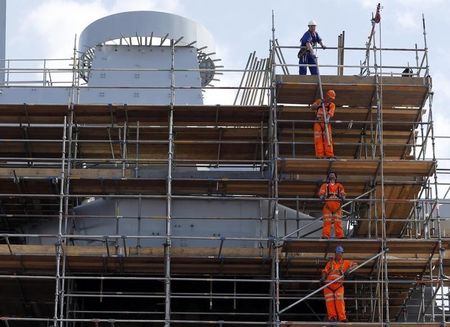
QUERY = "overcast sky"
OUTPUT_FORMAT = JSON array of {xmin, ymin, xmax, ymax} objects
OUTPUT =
[{"xmin": 3, "ymin": 0, "xmax": 450, "ymax": 191}]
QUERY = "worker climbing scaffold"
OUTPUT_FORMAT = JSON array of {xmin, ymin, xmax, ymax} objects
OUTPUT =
[
  {"xmin": 319, "ymin": 171, "xmax": 346, "ymax": 239},
  {"xmin": 321, "ymin": 245, "xmax": 357, "ymax": 322},
  {"xmin": 311, "ymin": 89, "xmax": 336, "ymax": 158}
]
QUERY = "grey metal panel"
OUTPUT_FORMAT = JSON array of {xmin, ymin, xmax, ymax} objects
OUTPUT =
[
  {"xmin": 23, "ymin": 198, "xmax": 320, "ymax": 248},
  {"xmin": 71, "ymin": 198, "xmax": 263, "ymax": 248},
  {"xmin": 0, "ymin": 87, "xmax": 71, "ymax": 104},
  {"xmin": 78, "ymin": 87, "xmax": 202, "ymax": 105},
  {"xmin": 438, "ymin": 204, "xmax": 450, "ymax": 237},
  {"xmin": 395, "ymin": 286, "xmax": 435, "ymax": 322},
  {"xmin": 78, "ymin": 11, "xmax": 215, "ymax": 55},
  {"xmin": 0, "ymin": 86, "xmax": 203, "ymax": 105},
  {"xmin": 0, "ymin": 0, "xmax": 5, "ymax": 84},
  {"xmin": 80, "ymin": 45, "xmax": 203, "ymax": 105}
]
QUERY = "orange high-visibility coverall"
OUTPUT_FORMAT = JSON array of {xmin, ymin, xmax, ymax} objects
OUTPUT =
[
  {"xmin": 312, "ymin": 99, "xmax": 336, "ymax": 158},
  {"xmin": 322, "ymin": 258, "xmax": 353, "ymax": 321},
  {"xmin": 319, "ymin": 182, "xmax": 346, "ymax": 239}
]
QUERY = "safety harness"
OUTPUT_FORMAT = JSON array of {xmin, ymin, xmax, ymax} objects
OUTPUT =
[
  {"xmin": 315, "ymin": 101, "xmax": 332, "ymax": 120},
  {"xmin": 325, "ymin": 183, "xmax": 343, "ymax": 200},
  {"xmin": 298, "ymin": 31, "xmax": 319, "ymax": 58},
  {"xmin": 325, "ymin": 259, "xmax": 345, "ymax": 291}
]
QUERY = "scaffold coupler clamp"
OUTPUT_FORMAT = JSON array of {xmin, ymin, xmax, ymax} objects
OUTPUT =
[{"xmin": 272, "ymin": 237, "xmax": 283, "ymax": 248}]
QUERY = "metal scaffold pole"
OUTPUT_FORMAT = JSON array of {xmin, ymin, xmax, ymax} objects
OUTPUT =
[
  {"xmin": 164, "ymin": 38, "xmax": 176, "ymax": 327},
  {"xmin": 59, "ymin": 34, "xmax": 78, "ymax": 327},
  {"xmin": 53, "ymin": 115, "xmax": 67, "ymax": 327},
  {"xmin": 315, "ymin": 56, "xmax": 331, "ymax": 146},
  {"xmin": 372, "ymin": 13, "xmax": 390, "ymax": 323},
  {"xmin": 269, "ymin": 10, "xmax": 281, "ymax": 327},
  {"xmin": 381, "ymin": 19, "xmax": 390, "ymax": 325},
  {"xmin": 53, "ymin": 35, "xmax": 79, "ymax": 327},
  {"xmin": 279, "ymin": 250, "xmax": 386, "ymax": 314},
  {"xmin": 423, "ymin": 12, "xmax": 446, "ymax": 323}
]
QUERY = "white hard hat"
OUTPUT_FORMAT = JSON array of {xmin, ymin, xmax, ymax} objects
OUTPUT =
[{"xmin": 308, "ymin": 20, "xmax": 317, "ymax": 26}]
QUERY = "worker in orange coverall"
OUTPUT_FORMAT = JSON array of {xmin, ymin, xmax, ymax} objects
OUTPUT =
[
  {"xmin": 311, "ymin": 89, "xmax": 336, "ymax": 158},
  {"xmin": 320, "ymin": 245, "xmax": 357, "ymax": 322},
  {"xmin": 319, "ymin": 171, "xmax": 346, "ymax": 239}
]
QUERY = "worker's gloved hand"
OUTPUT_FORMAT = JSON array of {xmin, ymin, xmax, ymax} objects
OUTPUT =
[
  {"xmin": 320, "ymin": 195, "xmax": 325, "ymax": 201},
  {"xmin": 339, "ymin": 195, "xmax": 346, "ymax": 201},
  {"xmin": 320, "ymin": 277, "xmax": 326, "ymax": 285},
  {"xmin": 321, "ymin": 45, "xmax": 327, "ymax": 50},
  {"xmin": 343, "ymin": 271, "xmax": 350, "ymax": 278}
]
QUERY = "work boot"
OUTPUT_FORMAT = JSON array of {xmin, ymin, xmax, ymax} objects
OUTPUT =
[{"xmin": 340, "ymin": 319, "xmax": 348, "ymax": 322}]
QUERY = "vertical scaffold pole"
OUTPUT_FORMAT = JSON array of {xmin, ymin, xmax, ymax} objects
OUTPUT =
[
  {"xmin": 422, "ymin": 15, "xmax": 430, "ymax": 78},
  {"xmin": 269, "ymin": 10, "xmax": 281, "ymax": 327},
  {"xmin": 372, "ymin": 10, "xmax": 390, "ymax": 323},
  {"xmin": 380, "ymin": 18, "xmax": 391, "ymax": 326},
  {"xmin": 164, "ymin": 39, "xmax": 175, "ymax": 327},
  {"xmin": 423, "ymin": 12, "xmax": 445, "ymax": 322},
  {"xmin": 54, "ymin": 115, "xmax": 67, "ymax": 327},
  {"xmin": 54, "ymin": 35, "xmax": 78, "ymax": 327},
  {"xmin": 59, "ymin": 35, "xmax": 78, "ymax": 326}
]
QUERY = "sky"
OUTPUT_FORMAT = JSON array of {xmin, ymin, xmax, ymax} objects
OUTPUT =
[{"xmin": 3, "ymin": 0, "xmax": 450, "ymax": 194}]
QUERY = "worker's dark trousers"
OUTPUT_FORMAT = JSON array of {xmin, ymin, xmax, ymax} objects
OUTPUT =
[{"xmin": 299, "ymin": 54, "xmax": 318, "ymax": 75}]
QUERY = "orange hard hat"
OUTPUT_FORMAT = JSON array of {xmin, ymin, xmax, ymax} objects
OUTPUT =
[{"xmin": 326, "ymin": 90, "xmax": 336, "ymax": 100}]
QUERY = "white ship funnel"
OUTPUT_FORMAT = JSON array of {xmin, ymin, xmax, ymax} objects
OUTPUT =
[{"xmin": 78, "ymin": 11, "xmax": 217, "ymax": 105}]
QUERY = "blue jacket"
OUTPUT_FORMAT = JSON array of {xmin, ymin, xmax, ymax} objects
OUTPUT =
[{"xmin": 300, "ymin": 30, "xmax": 322, "ymax": 47}]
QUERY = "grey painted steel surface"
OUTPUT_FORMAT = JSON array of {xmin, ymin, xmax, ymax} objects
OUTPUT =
[
  {"xmin": 438, "ymin": 204, "xmax": 450, "ymax": 237},
  {"xmin": 0, "ymin": 86, "xmax": 71, "ymax": 104},
  {"xmin": 25, "ymin": 198, "xmax": 318, "ymax": 248},
  {"xmin": 0, "ymin": 83, "xmax": 201, "ymax": 104},
  {"xmin": 0, "ymin": 0, "xmax": 5, "ymax": 84},
  {"xmin": 78, "ymin": 11, "xmax": 215, "ymax": 55},
  {"xmin": 396, "ymin": 287, "xmax": 436, "ymax": 322},
  {"xmin": 81, "ymin": 45, "xmax": 203, "ymax": 104}
]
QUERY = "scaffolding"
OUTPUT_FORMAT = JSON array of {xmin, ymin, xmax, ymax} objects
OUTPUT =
[{"xmin": 0, "ymin": 8, "xmax": 449, "ymax": 327}]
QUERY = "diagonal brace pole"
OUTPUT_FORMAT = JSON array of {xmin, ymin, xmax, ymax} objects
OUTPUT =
[
  {"xmin": 315, "ymin": 54, "xmax": 331, "ymax": 146},
  {"xmin": 279, "ymin": 249, "xmax": 386, "ymax": 314},
  {"xmin": 282, "ymin": 188, "xmax": 374, "ymax": 240}
]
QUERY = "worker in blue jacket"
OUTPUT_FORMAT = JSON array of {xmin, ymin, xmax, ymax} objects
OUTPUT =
[{"xmin": 298, "ymin": 20, "xmax": 326, "ymax": 75}]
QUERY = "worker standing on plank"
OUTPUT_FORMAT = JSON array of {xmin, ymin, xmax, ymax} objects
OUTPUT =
[
  {"xmin": 298, "ymin": 20, "xmax": 326, "ymax": 75},
  {"xmin": 311, "ymin": 90, "xmax": 336, "ymax": 159},
  {"xmin": 319, "ymin": 170, "xmax": 346, "ymax": 239},
  {"xmin": 320, "ymin": 245, "xmax": 356, "ymax": 322}
]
